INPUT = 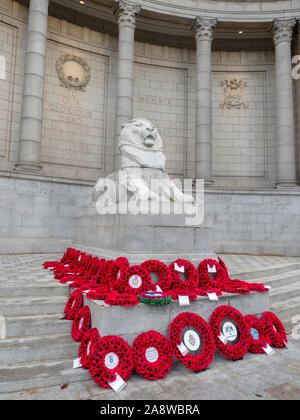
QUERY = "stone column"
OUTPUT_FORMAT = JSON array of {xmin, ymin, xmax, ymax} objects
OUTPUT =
[
  {"xmin": 113, "ymin": 0, "xmax": 141, "ymax": 170},
  {"xmin": 273, "ymin": 18, "xmax": 298, "ymax": 188},
  {"xmin": 15, "ymin": 0, "xmax": 49, "ymax": 173},
  {"xmin": 194, "ymin": 17, "xmax": 216, "ymax": 185}
]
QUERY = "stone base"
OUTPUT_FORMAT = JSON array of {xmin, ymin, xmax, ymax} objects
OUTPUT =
[
  {"xmin": 73, "ymin": 213, "xmax": 215, "ymax": 264},
  {"xmin": 84, "ymin": 291, "xmax": 269, "ymax": 346}
]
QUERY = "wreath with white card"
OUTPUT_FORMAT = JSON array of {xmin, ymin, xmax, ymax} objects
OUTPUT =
[{"xmin": 169, "ymin": 259, "xmax": 199, "ymax": 290}]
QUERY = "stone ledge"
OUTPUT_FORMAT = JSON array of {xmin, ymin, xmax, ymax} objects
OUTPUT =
[{"xmin": 84, "ymin": 291, "xmax": 269, "ymax": 346}]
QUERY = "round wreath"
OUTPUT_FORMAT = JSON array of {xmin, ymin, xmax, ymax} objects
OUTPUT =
[
  {"xmin": 71, "ymin": 305, "xmax": 91, "ymax": 342},
  {"xmin": 106, "ymin": 257, "xmax": 130, "ymax": 291},
  {"xmin": 169, "ymin": 259, "xmax": 199, "ymax": 290},
  {"xmin": 89, "ymin": 335, "xmax": 134, "ymax": 389},
  {"xmin": 86, "ymin": 289, "xmax": 110, "ymax": 301},
  {"xmin": 140, "ymin": 260, "xmax": 172, "ymax": 292},
  {"xmin": 167, "ymin": 288, "xmax": 198, "ymax": 301},
  {"xmin": 132, "ymin": 330, "xmax": 173, "ymax": 380},
  {"xmin": 169, "ymin": 312, "xmax": 215, "ymax": 372},
  {"xmin": 79, "ymin": 328, "xmax": 100, "ymax": 369},
  {"xmin": 244, "ymin": 314, "xmax": 270, "ymax": 354},
  {"xmin": 138, "ymin": 291, "xmax": 172, "ymax": 305},
  {"xmin": 105, "ymin": 291, "xmax": 140, "ymax": 306},
  {"xmin": 262, "ymin": 311, "xmax": 287, "ymax": 348},
  {"xmin": 195, "ymin": 287, "xmax": 222, "ymax": 297},
  {"xmin": 209, "ymin": 305, "xmax": 250, "ymax": 360},
  {"xmin": 118, "ymin": 265, "xmax": 152, "ymax": 294},
  {"xmin": 64, "ymin": 289, "xmax": 83, "ymax": 320}
]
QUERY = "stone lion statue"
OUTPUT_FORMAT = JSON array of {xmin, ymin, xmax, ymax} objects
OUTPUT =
[{"xmin": 94, "ymin": 118, "xmax": 193, "ymax": 205}]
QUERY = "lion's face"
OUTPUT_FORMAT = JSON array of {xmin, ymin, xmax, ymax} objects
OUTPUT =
[{"xmin": 120, "ymin": 118, "xmax": 162, "ymax": 150}]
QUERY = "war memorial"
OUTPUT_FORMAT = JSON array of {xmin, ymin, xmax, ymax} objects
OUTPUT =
[{"xmin": 0, "ymin": 0, "xmax": 300, "ymax": 402}]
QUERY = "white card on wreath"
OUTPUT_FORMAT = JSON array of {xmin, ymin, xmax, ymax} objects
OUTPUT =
[
  {"xmin": 73, "ymin": 358, "xmax": 82, "ymax": 369},
  {"xmin": 108, "ymin": 373, "xmax": 127, "ymax": 393},
  {"xmin": 177, "ymin": 342, "xmax": 189, "ymax": 356},
  {"xmin": 156, "ymin": 285, "xmax": 163, "ymax": 293},
  {"xmin": 207, "ymin": 292, "xmax": 218, "ymax": 301},
  {"xmin": 178, "ymin": 295, "xmax": 190, "ymax": 306},
  {"xmin": 218, "ymin": 333, "xmax": 227, "ymax": 344},
  {"xmin": 174, "ymin": 263, "xmax": 185, "ymax": 273},
  {"xmin": 207, "ymin": 264, "xmax": 216, "ymax": 273},
  {"xmin": 263, "ymin": 344, "xmax": 275, "ymax": 356}
]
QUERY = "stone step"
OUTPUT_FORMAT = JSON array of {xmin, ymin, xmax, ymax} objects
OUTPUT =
[
  {"xmin": 246, "ymin": 270, "xmax": 300, "ymax": 289},
  {"xmin": 0, "ymin": 358, "xmax": 90, "ymax": 393},
  {"xmin": 271, "ymin": 296, "xmax": 300, "ymax": 330},
  {"xmin": 270, "ymin": 282, "xmax": 300, "ymax": 304},
  {"xmin": 0, "ymin": 296, "xmax": 67, "ymax": 316},
  {"xmin": 0, "ymin": 334, "xmax": 79, "ymax": 365},
  {"xmin": 4, "ymin": 314, "xmax": 72, "ymax": 338},
  {"xmin": 231, "ymin": 262, "xmax": 300, "ymax": 281},
  {"xmin": 0, "ymin": 284, "xmax": 69, "ymax": 298}
]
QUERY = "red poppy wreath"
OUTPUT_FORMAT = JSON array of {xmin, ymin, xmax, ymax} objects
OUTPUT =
[
  {"xmin": 71, "ymin": 305, "xmax": 91, "ymax": 342},
  {"xmin": 244, "ymin": 314, "xmax": 270, "ymax": 354},
  {"xmin": 104, "ymin": 291, "xmax": 140, "ymax": 306},
  {"xmin": 118, "ymin": 265, "xmax": 152, "ymax": 294},
  {"xmin": 79, "ymin": 328, "xmax": 100, "ymax": 369},
  {"xmin": 209, "ymin": 305, "xmax": 250, "ymax": 360},
  {"xmin": 132, "ymin": 330, "xmax": 173, "ymax": 381},
  {"xmin": 169, "ymin": 312, "xmax": 215, "ymax": 372},
  {"xmin": 106, "ymin": 257, "xmax": 130, "ymax": 290},
  {"xmin": 262, "ymin": 311, "xmax": 287, "ymax": 348},
  {"xmin": 89, "ymin": 335, "xmax": 134, "ymax": 389},
  {"xmin": 169, "ymin": 259, "xmax": 199, "ymax": 290},
  {"xmin": 64, "ymin": 289, "xmax": 83, "ymax": 320},
  {"xmin": 140, "ymin": 259, "xmax": 172, "ymax": 292}
]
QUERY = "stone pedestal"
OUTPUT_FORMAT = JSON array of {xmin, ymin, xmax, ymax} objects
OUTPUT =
[
  {"xmin": 72, "ymin": 213, "xmax": 215, "ymax": 264},
  {"xmin": 84, "ymin": 291, "xmax": 269, "ymax": 346}
]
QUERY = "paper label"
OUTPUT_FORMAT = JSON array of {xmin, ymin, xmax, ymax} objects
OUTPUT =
[
  {"xmin": 145, "ymin": 347, "xmax": 159, "ymax": 363},
  {"xmin": 207, "ymin": 264, "xmax": 216, "ymax": 273},
  {"xmin": 263, "ymin": 344, "xmax": 275, "ymax": 356},
  {"xmin": 178, "ymin": 295, "xmax": 190, "ymax": 306},
  {"xmin": 177, "ymin": 341, "xmax": 189, "ymax": 356},
  {"xmin": 218, "ymin": 333, "xmax": 227, "ymax": 344},
  {"xmin": 183, "ymin": 330, "xmax": 201, "ymax": 352},
  {"xmin": 73, "ymin": 357, "xmax": 82, "ymax": 369},
  {"xmin": 284, "ymin": 341, "xmax": 288, "ymax": 348},
  {"xmin": 222, "ymin": 322, "xmax": 238, "ymax": 342},
  {"xmin": 82, "ymin": 290, "xmax": 91, "ymax": 294},
  {"xmin": 265, "ymin": 285, "xmax": 271, "ymax": 290},
  {"xmin": 128, "ymin": 275, "xmax": 142, "ymax": 289},
  {"xmin": 207, "ymin": 292, "xmax": 218, "ymax": 301},
  {"xmin": 104, "ymin": 352, "xmax": 119, "ymax": 370},
  {"xmin": 155, "ymin": 285, "xmax": 163, "ymax": 293},
  {"xmin": 59, "ymin": 315, "xmax": 66, "ymax": 320},
  {"xmin": 66, "ymin": 281, "xmax": 73, "ymax": 285},
  {"xmin": 108, "ymin": 373, "xmax": 127, "ymax": 393},
  {"xmin": 174, "ymin": 263, "xmax": 185, "ymax": 273}
]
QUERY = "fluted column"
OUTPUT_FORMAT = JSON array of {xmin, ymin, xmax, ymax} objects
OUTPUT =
[
  {"xmin": 14, "ymin": 0, "xmax": 49, "ymax": 173},
  {"xmin": 194, "ymin": 17, "xmax": 216, "ymax": 185},
  {"xmin": 273, "ymin": 18, "xmax": 298, "ymax": 188},
  {"xmin": 113, "ymin": 0, "xmax": 141, "ymax": 170}
]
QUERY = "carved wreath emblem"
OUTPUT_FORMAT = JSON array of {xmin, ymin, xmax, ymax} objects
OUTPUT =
[
  {"xmin": 56, "ymin": 54, "xmax": 90, "ymax": 91},
  {"xmin": 220, "ymin": 78, "xmax": 248, "ymax": 110}
]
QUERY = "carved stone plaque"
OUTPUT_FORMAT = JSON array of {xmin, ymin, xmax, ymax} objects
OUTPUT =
[
  {"xmin": 56, "ymin": 54, "xmax": 90, "ymax": 91},
  {"xmin": 220, "ymin": 78, "xmax": 248, "ymax": 110}
]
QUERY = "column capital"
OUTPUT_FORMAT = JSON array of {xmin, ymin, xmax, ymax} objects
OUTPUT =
[
  {"xmin": 273, "ymin": 18, "xmax": 296, "ymax": 46},
  {"xmin": 115, "ymin": 0, "xmax": 141, "ymax": 29},
  {"xmin": 194, "ymin": 17, "xmax": 217, "ymax": 43}
]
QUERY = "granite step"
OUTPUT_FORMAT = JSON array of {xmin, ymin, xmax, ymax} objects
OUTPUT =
[
  {"xmin": 230, "ymin": 262, "xmax": 300, "ymax": 282},
  {"xmin": 0, "ymin": 296, "xmax": 67, "ymax": 316},
  {"xmin": 0, "ymin": 284, "xmax": 69, "ymax": 298},
  {"xmin": 245, "ymin": 270, "xmax": 300, "ymax": 290},
  {"xmin": 270, "ymin": 282, "xmax": 300, "ymax": 304},
  {"xmin": 0, "ymin": 358, "xmax": 90, "ymax": 393},
  {"xmin": 4, "ymin": 314, "xmax": 72, "ymax": 338},
  {"xmin": 270, "ymin": 296, "xmax": 300, "ymax": 329},
  {"xmin": 0, "ymin": 333, "xmax": 79, "ymax": 365}
]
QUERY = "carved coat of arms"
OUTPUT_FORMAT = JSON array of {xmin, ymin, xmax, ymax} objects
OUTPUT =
[{"xmin": 220, "ymin": 78, "xmax": 248, "ymax": 110}]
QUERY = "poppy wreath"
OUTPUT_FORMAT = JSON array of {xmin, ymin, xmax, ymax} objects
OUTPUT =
[
  {"xmin": 262, "ymin": 311, "xmax": 287, "ymax": 348},
  {"xmin": 209, "ymin": 305, "xmax": 251, "ymax": 360},
  {"xmin": 79, "ymin": 328, "xmax": 100, "ymax": 369},
  {"xmin": 104, "ymin": 291, "xmax": 140, "ymax": 306},
  {"xmin": 43, "ymin": 248, "xmax": 74, "ymax": 269},
  {"xmin": 118, "ymin": 265, "xmax": 153, "ymax": 294},
  {"xmin": 244, "ymin": 314, "xmax": 270, "ymax": 354},
  {"xmin": 138, "ymin": 291, "xmax": 172, "ymax": 305},
  {"xmin": 89, "ymin": 335, "xmax": 134, "ymax": 389},
  {"xmin": 71, "ymin": 305, "xmax": 91, "ymax": 342},
  {"xmin": 198, "ymin": 259, "xmax": 227, "ymax": 289},
  {"xmin": 140, "ymin": 260, "xmax": 172, "ymax": 292},
  {"xmin": 167, "ymin": 289, "xmax": 198, "ymax": 301},
  {"xmin": 195, "ymin": 287, "xmax": 222, "ymax": 297},
  {"xmin": 86, "ymin": 289, "xmax": 110, "ymax": 301},
  {"xmin": 132, "ymin": 330, "xmax": 173, "ymax": 381},
  {"xmin": 106, "ymin": 257, "xmax": 130, "ymax": 290},
  {"xmin": 169, "ymin": 312, "xmax": 215, "ymax": 372},
  {"xmin": 64, "ymin": 289, "xmax": 83, "ymax": 320},
  {"xmin": 169, "ymin": 259, "xmax": 199, "ymax": 290}
]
